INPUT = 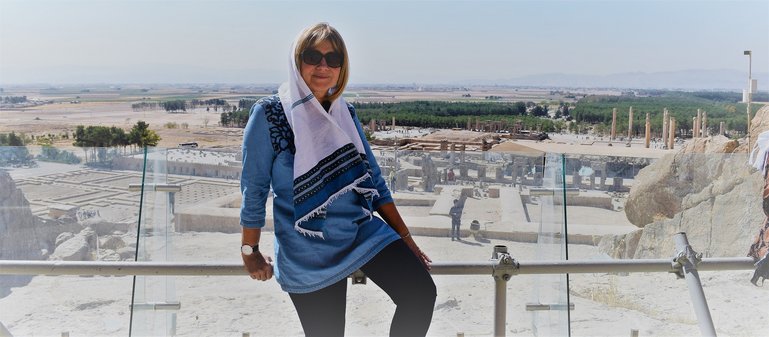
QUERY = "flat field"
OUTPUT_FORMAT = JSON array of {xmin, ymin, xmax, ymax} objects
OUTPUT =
[{"xmin": 1, "ymin": 84, "xmax": 626, "ymax": 152}]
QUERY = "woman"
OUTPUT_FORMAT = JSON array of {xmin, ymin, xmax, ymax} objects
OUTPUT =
[
  {"xmin": 748, "ymin": 130, "xmax": 769, "ymax": 285},
  {"xmin": 239, "ymin": 23, "xmax": 436, "ymax": 336}
]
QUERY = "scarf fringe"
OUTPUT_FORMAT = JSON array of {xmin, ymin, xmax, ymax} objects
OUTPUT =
[
  {"xmin": 293, "ymin": 173, "xmax": 375, "ymax": 238},
  {"xmin": 360, "ymin": 207, "xmax": 373, "ymax": 221},
  {"xmin": 293, "ymin": 224, "xmax": 325, "ymax": 239}
]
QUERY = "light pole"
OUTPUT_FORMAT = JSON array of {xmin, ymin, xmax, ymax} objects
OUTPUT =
[{"xmin": 744, "ymin": 50, "xmax": 752, "ymax": 149}]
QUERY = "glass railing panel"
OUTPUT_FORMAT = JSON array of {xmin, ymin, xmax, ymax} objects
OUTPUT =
[
  {"xmin": 128, "ymin": 147, "xmax": 245, "ymax": 336},
  {"xmin": 3, "ymin": 144, "xmax": 764, "ymax": 335},
  {"xmin": 130, "ymin": 147, "xmax": 177, "ymax": 336},
  {"xmin": 127, "ymin": 146, "xmax": 245, "ymax": 335},
  {"xmin": 0, "ymin": 145, "xmax": 141, "ymax": 336},
  {"xmin": 562, "ymin": 151, "xmax": 764, "ymax": 336},
  {"xmin": 525, "ymin": 153, "xmax": 569, "ymax": 335}
]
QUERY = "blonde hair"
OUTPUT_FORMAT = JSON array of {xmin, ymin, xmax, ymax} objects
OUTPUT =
[{"xmin": 294, "ymin": 22, "xmax": 349, "ymax": 102}]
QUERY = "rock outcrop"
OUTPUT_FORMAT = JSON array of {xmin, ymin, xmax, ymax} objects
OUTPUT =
[
  {"xmin": 625, "ymin": 135, "xmax": 742, "ymax": 228},
  {"xmin": 50, "ymin": 228, "xmax": 97, "ymax": 261},
  {"xmin": 0, "ymin": 171, "xmax": 80, "ymax": 261},
  {"xmin": 0, "ymin": 171, "xmax": 75, "ymax": 296},
  {"xmin": 601, "ymin": 105, "xmax": 769, "ymax": 258},
  {"xmin": 1, "ymin": 170, "xmax": 137, "ymax": 296}
]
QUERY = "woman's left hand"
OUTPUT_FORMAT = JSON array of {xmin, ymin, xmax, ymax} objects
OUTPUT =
[{"xmin": 403, "ymin": 235, "xmax": 431, "ymax": 270}]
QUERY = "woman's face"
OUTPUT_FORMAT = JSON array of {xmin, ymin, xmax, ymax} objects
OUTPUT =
[{"xmin": 300, "ymin": 40, "xmax": 341, "ymax": 102}]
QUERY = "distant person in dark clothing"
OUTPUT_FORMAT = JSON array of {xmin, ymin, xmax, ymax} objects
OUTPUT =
[{"xmin": 449, "ymin": 199, "xmax": 462, "ymax": 241}]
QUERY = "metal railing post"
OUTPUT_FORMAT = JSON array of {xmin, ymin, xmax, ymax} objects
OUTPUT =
[
  {"xmin": 672, "ymin": 232, "xmax": 717, "ymax": 337},
  {"xmin": 494, "ymin": 276, "xmax": 506, "ymax": 337},
  {"xmin": 491, "ymin": 245, "xmax": 519, "ymax": 337}
]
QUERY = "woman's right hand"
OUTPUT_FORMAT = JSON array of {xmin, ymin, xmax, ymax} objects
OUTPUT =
[{"xmin": 243, "ymin": 253, "xmax": 274, "ymax": 281}]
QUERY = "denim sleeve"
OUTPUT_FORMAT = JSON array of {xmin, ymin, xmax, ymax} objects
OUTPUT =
[
  {"xmin": 349, "ymin": 105, "xmax": 394, "ymax": 210},
  {"xmin": 240, "ymin": 103, "xmax": 275, "ymax": 228}
]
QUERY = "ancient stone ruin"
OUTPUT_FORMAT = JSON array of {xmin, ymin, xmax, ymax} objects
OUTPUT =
[{"xmin": 600, "ymin": 105, "xmax": 769, "ymax": 259}]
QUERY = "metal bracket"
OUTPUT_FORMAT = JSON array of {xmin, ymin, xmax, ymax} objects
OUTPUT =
[
  {"xmin": 131, "ymin": 301, "xmax": 181, "ymax": 311},
  {"xmin": 351, "ymin": 269, "xmax": 367, "ymax": 285},
  {"xmin": 525, "ymin": 302, "xmax": 575, "ymax": 311},
  {"xmin": 671, "ymin": 243, "xmax": 703, "ymax": 279},
  {"xmin": 491, "ymin": 245, "xmax": 519, "ymax": 281}
]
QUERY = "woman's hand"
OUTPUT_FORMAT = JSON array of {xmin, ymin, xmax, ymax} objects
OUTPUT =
[
  {"xmin": 403, "ymin": 235, "xmax": 432, "ymax": 270},
  {"xmin": 243, "ymin": 252, "xmax": 274, "ymax": 281},
  {"xmin": 376, "ymin": 202, "xmax": 432, "ymax": 270}
]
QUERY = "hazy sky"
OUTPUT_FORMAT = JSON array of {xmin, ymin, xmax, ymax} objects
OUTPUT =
[{"xmin": 1, "ymin": 0, "xmax": 767, "ymax": 84}]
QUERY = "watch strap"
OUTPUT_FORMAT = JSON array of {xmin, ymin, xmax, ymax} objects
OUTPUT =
[{"xmin": 241, "ymin": 243, "xmax": 259, "ymax": 255}]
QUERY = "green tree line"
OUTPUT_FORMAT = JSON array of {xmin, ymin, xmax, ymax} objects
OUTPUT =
[
  {"xmin": 2, "ymin": 96, "xmax": 28, "ymax": 104},
  {"xmin": 354, "ymin": 101, "xmax": 558, "ymax": 131},
  {"xmin": 38, "ymin": 146, "xmax": 81, "ymax": 164},
  {"xmin": 218, "ymin": 100, "xmax": 560, "ymax": 132},
  {"xmin": 0, "ymin": 132, "xmax": 25, "ymax": 146},
  {"xmin": 162, "ymin": 100, "xmax": 187, "ymax": 113},
  {"xmin": 0, "ymin": 132, "xmax": 32, "ymax": 167},
  {"xmin": 73, "ymin": 121, "xmax": 161, "ymax": 163},
  {"xmin": 218, "ymin": 100, "xmax": 561, "ymax": 132}
]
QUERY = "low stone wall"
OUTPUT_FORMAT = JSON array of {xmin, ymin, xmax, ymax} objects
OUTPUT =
[
  {"xmin": 175, "ymin": 207, "xmax": 275, "ymax": 233},
  {"xmin": 113, "ymin": 156, "xmax": 241, "ymax": 180}
]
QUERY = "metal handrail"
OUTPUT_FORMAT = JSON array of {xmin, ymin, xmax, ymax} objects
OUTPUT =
[
  {"xmin": 0, "ymin": 257, "xmax": 754, "ymax": 277},
  {"xmin": 0, "ymin": 234, "xmax": 757, "ymax": 337}
]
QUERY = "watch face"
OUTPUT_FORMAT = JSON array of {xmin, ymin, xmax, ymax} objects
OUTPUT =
[{"xmin": 241, "ymin": 244, "xmax": 253, "ymax": 255}]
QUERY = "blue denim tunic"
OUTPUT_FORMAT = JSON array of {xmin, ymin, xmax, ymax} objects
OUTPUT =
[{"xmin": 240, "ymin": 95, "xmax": 399, "ymax": 293}]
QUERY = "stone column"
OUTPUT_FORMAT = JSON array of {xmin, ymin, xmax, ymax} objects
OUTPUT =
[
  {"xmin": 692, "ymin": 117, "xmax": 697, "ymax": 138},
  {"xmin": 534, "ymin": 171, "xmax": 543, "ymax": 186},
  {"xmin": 477, "ymin": 166, "xmax": 486, "ymax": 181},
  {"xmin": 391, "ymin": 117, "xmax": 396, "ymax": 130},
  {"xmin": 611, "ymin": 108, "xmax": 617, "ymax": 141},
  {"xmin": 449, "ymin": 143, "xmax": 456, "ymax": 166},
  {"xmin": 662, "ymin": 108, "xmax": 669, "ymax": 148},
  {"xmin": 467, "ymin": 117, "xmax": 472, "ymax": 130},
  {"xmin": 512, "ymin": 157, "xmax": 524, "ymax": 184},
  {"xmin": 612, "ymin": 177, "xmax": 624, "ymax": 192},
  {"xmin": 644, "ymin": 113, "xmax": 651, "ymax": 148},
  {"xmin": 668, "ymin": 118, "xmax": 676, "ymax": 150},
  {"xmin": 627, "ymin": 106, "xmax": 634, "ymax": 139},
  {"xmin": 573, "ymin": 173, "xmax": 582, "ymax": 189},
  {"xmin": 599, "ymin": 163, "xmax": 608, "ymax": 190},
  {"xmin": 495, "ymin": 166, "xmax": 504, "ymax": 182},
  {"xmin": 719, "ymin": 122, "xmax": 725, "ymax": 136},
  {"xmin": 395, "ymin": 171, "xmax": 408, "ymax": 191},
  {"xmin": 695, "ymin": 109, "xmax": 702, "ymax": 138},
  {"xmin": 702, "ymin": 111, "xmax": 708, "ymax": 137},
  {"xmin": 475, "ymin": 118, "xmax": 480, "ymax": 131},
  {"xmin": 459, "ymin": 165, "xmax": 468, "ymax": 178},
  {"xmin": 369, "ymin": 119, "xmax": 376, "ymax": 132}
]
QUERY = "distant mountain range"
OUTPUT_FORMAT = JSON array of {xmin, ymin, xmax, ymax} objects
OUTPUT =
[
  {"xmin": 464, "ymin": 69, "xmax": 769, "ymax": 91},
  {"xmin": 2, "ymin": 66, "xmax": 767, "ymax": 91}
]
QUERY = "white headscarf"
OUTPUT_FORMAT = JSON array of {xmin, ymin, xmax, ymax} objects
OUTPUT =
[
  {"xmin": 277, "ymin": 35, "xmax": 377, "ymax": 239},
  {"xmin": 749, "ymin": 131, "xmax": 769, "ymax": 175}
]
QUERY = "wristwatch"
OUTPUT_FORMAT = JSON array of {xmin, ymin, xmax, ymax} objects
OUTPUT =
[{"xmin": 241, "ymin": 243, "xmax": 259, "ymax": 256}]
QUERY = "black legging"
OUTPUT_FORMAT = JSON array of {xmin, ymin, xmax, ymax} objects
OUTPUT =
[{"xmin": 289, "ymin": 239, "xmax": 437, "ymax": 337}]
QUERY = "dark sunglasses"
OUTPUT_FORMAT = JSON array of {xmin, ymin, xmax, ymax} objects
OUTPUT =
[{"xmin": 301, "ymin": 49, "xmax": 344, "ymax": 68}]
